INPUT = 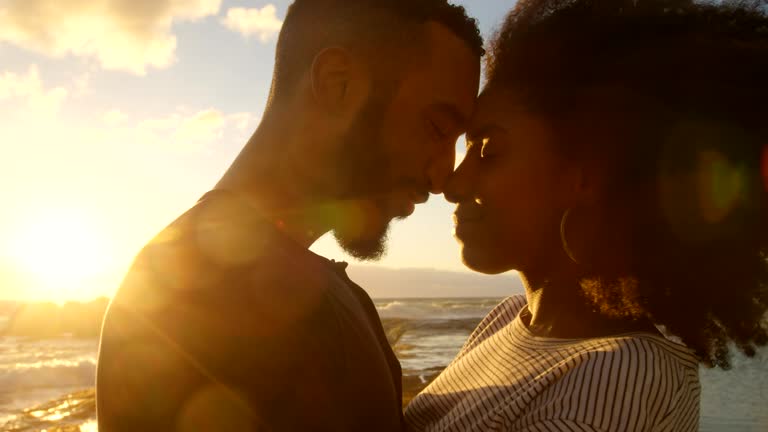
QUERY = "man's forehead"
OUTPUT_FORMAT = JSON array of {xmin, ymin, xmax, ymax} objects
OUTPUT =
[
  {"xmin": 431, "ymin": 102, "xmax": 469, "ymax": 126},
  {"xmin": 420, "ymin": 22, "xmax": 481, "ymax": 112}
]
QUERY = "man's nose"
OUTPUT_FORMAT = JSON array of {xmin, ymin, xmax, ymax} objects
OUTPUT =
[
  {"xmin": 443, "ymin": 155, "xmax": 472, "ymax": 204},
  {"xmin": 426, "ymin": 149, "xmax": 456, "ymax": 194}
]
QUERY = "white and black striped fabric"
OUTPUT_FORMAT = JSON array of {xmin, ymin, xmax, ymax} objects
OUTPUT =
[{"xmin": 405, "ymin": 295, "xmax": 700, "ymax": 432}]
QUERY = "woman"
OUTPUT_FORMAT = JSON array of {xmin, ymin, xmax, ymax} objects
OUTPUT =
[{"xmin": 405, "ymin": 0, "xmax": 768, "ymax": 431}]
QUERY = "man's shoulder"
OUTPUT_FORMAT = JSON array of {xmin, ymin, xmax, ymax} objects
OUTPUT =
[
  {"xmin": 128, "ymin": 194, "xmax": 337, "ymax": 292},
  {"xmin": 107, "ymin": 195, "xmax": 349, "ymax": 350},
  {"xmin": 101, "ymin": 193, "xmax": 345, "ymax": 358}
]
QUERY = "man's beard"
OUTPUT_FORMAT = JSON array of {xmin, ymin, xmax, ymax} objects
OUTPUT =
[
  {"xmin": 329, "ymin": 92, "xmax": 395, "ymax": 261},
  {"xmin": 333, "ymin": 210, "xmax": 390, "ymax": 261}
]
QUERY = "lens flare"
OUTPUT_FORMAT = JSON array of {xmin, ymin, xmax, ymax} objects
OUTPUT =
[
  {"xmin": 697, "ymin": 150, "xmax": 745, "ymax": 224},
  {"xmin": 659, "ymin": 148, "xmax": 747, "ymax": 243},
  {"xmin": 761, "ymin": 145, "xmax": 768, "ymax": 193}
]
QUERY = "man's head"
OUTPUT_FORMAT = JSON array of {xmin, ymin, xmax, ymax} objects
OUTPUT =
[{"xmin": 267, "ymin": 0, "xmax": 483, "ymax": 259}]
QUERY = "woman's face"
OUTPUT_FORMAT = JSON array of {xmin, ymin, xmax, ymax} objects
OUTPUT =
[{"xmin": 445, "ymin": 87, "xmax": 578, "ymax": 275}]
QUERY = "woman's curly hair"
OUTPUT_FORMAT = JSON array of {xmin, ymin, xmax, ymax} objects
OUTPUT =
[{"xmin": 487, "ymin": 0, "xmax": 768, "ymax": 368}]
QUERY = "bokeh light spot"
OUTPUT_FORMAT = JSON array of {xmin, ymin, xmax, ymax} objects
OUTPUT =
[
  {"xmin": 761, "ymin": 145, "xmax": 768, "ymax": 193},
  {"xmin": 696, "ymin": 150, "xmax": 744, "ymax": 224},
  {"xmin": 118, "ymin": 267, "xmax": 170, "ymax": 315},
  {"xmin": 196, "ymin": 195, "xmax": 269, "ymax": 266},
  {"xmin": 320, "ymin": 201, "xmax": 371, "ymax": 241},
  {"xmin": 177, "ymin": 386, "xmax": 254, "ymax": 432}
]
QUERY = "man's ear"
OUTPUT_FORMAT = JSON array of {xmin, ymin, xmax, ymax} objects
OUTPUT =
[{"xmin": 310, "ymin": 47, "xmax": 368, "ymax": 116}]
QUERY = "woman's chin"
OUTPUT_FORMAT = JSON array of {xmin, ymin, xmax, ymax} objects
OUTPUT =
[{"xmin": 459, "ymin": 246, "xmax": 514, "ymax": 275}]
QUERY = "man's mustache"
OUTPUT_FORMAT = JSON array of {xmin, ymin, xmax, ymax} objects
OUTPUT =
[{"xmin": 337, "ymin": 178, "xmax": 430, "ymax": 201}]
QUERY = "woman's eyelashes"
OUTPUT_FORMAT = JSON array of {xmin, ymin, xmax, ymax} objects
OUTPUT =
[{"xmin": 480, "ymin": 137, "xmax": 496, "ymax": 159}]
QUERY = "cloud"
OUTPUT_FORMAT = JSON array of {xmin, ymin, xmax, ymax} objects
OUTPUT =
[
  {"xmin": 102, "ymin": 109, "xmax": 128, "ymax": 126},
  {"xmin": 0, "ymin": 65, "xmax": 68, "ymax": 118},
  {"xmin": 0, "ymin": 65, "xmax": 256, "ymax": 154},
  {"xmin": 137, "ymin": 109, "xmax": 226, "ymax": 149},
  {"xmin": 72, "ymin": 73, "xmax": 92, "ymax": 96},
  {"xmin": 0, "ymin": 0, "xmax": 222, "ymax": 75},
  {"xmin": 221, "ymin": 5, "xmax": 283, "ymax": 42},
  {"xmin": 130, "ymin": 108, "xmax": 254, "ymax": 151}
]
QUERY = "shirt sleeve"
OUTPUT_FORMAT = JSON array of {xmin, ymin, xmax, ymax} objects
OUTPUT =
[{"xmin": 517, "ymin": 419, "xmax": 606, "ymax": 432}]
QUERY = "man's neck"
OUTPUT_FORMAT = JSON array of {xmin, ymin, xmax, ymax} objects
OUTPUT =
[{"xmin": 215, "ymin": 118, "xmax": 332, "ymax": 249}]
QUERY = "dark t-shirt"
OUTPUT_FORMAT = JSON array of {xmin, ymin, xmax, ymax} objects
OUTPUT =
[{"xmin": 97, "ymin": 191, "xmax": 403, "ymax": 431}]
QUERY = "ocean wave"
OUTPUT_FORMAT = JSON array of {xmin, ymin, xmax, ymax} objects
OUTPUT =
[
  {"xmin": 1, "ymin": 389, "xmax": 96, "ymax": 432},
  {"xmin": 381, "ymin": 317, "xmax": 482, "ymax": 349},
  {"xmin": 0, "ymin": 360, "xmax": 96, "ymax": 392},
  {"xmin": 376, "ymin": 298, "xmax": 501, "ymax": 320},
  {"xmin": 382, "ymin": 317, "xmax": 481, "ymax": 333}
]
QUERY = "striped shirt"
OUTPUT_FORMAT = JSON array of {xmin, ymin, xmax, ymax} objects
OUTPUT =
[{"xmin": 405, "ymin": 295, "xmax": 700, "ymax": 432}]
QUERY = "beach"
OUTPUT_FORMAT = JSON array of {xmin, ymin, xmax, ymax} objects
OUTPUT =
[{"xmin": 1, "ymin": 297, "xmax": 767, "ymax": 431}]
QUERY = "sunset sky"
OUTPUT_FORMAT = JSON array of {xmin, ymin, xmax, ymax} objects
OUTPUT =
[{"xmin": 0, "ymin": 0, "xmax": 515, "ymax": 301}]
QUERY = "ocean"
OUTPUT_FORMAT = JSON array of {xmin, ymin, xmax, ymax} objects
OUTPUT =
[{"xmin": 1, "ymin": 298, "xmax": 767, "ymax": 431}]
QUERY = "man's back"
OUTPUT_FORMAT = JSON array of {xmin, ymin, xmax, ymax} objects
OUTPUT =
[{"xmin": 97, "ymin": 193, "xmax": 403, "ymax": 431}]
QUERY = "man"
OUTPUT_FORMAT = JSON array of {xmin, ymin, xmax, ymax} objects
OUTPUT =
[{"xmin": 96, "ymin": 1, "xmax": 482, "ymax": 431}]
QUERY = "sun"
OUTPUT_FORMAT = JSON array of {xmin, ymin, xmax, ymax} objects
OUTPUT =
[{"xmin": 8, "ymin": 208, "xmax": 112, "ymax": 300}]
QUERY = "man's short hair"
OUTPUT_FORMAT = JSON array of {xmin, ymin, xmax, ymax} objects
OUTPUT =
[{"xmin": 269, "ymin": 0, "xmax": 484, "ymax": 102}]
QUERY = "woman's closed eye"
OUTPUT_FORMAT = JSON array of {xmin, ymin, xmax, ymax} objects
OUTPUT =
[{"xmin": 480, "ymin": 137, "xmax": 497, "ymax": 159}]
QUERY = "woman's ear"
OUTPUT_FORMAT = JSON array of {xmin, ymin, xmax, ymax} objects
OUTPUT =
[
  {"xmin": 310, "ymin": 47, "xmax": 369, "ymax": 117},
  {"xmin": 561, "ymin": 162, "xmax": 603, "ymax": 208},
  {"xmin": 577, "ymin": 165, "xmax": 601, "ymax": 203}
]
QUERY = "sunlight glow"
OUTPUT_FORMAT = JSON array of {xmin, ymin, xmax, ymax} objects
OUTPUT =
[{"xmin": 7, "ymin": 208, "xmax": 112, "ymax": 299}]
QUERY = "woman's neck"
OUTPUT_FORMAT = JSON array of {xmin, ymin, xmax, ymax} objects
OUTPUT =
[{"xmin": 519, "ymin": 271, "xmax": 658, "ymax": 339}]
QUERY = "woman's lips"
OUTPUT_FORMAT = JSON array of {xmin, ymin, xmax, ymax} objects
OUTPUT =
[
  {"xmin": 453, "ymin": 211, "xmax": 485, "ymax": 239},
  {"xmin": 453, "ymin": 208, "xmax": 484, "ymax": 224},
  {"xmin": 453, "ymin": 214, "xmax": 483, "ymax": 224}
]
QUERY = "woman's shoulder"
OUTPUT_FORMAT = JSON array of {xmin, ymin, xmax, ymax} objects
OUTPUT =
[
  {"xmin": 582, "ymin": 331, "xmax": 699, "ymax": 371},
  {"xmin": 559, "ymin": 332, "xmax": 701, "ymax": 407},
  {"xmin": 484, "ymin": 294, "xmax": 528, "ymax": 325},
  {"xmin": 457, "ymin": 294, "xmax": 528, "ymax": 356},
  {"xmin": 512, "ymin": 333, "xmax": 701, "ymax": 431}
]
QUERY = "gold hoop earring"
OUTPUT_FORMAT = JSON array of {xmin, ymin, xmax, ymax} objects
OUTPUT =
[{"xmin": 560, "ymin": 208, "xmax": 580, "ymax": 264}]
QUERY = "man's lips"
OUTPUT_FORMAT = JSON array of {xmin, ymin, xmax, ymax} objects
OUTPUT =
[
  {"xmin": 395, "ymin": 191, "xmax": 429, "ymax": 217},
  {"xmin": 399, "ymin": 200, "xmax": 416, "ymax": 217},
  {"xmin": 392, "ymin": 193, "xmax": 426, "ymax": 218},
  {"xmin": 411, "ymin": 191, "xmax": 430, "ymax": 205}
]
